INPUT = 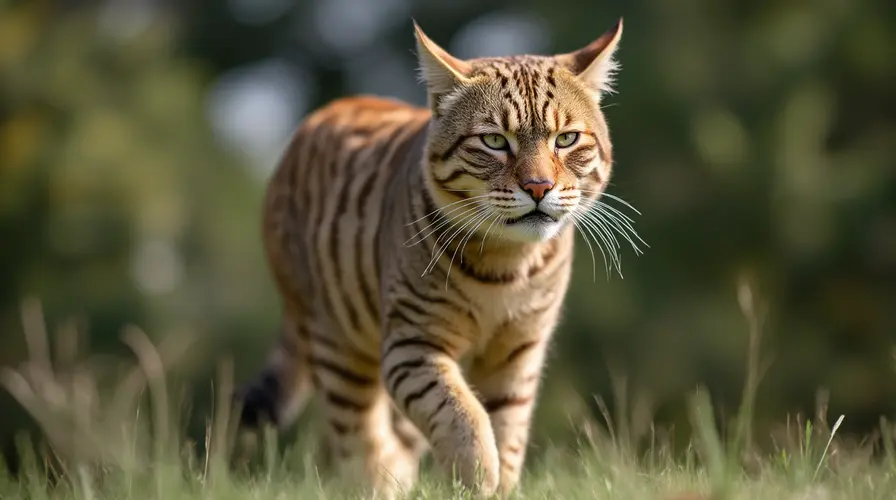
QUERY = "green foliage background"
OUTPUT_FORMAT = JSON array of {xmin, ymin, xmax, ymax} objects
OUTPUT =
[{"xmin": 1, "ymin": 0, "xmax": 894, "ymax": 456}]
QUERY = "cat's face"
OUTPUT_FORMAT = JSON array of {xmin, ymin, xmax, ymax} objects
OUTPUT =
[{"xmin": 417, "ymin": 20, "xmax": 623, "ymax": 244}]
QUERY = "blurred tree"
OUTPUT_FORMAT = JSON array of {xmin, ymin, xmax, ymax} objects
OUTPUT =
[{"xmin": 0, "ymin": 0, "xmax": 279, "ymax": 451}]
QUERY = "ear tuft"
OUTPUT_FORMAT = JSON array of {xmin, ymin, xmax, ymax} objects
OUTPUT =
[
  {"xmin": 557, "ymin": 18, "xmax": 624, "ymax": 95},
  {"xmin": 412, "ymin": 21, "xmax": 472, "ymax": 100}
]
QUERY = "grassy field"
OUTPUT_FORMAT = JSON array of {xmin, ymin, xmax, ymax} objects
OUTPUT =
[
  {"xmin": 2, "ymin": 295, "xmax": 896, "ymax": 499},
  {"xmin": 2, "ymin": 414, "xmax": 895, "ymax": 500}
]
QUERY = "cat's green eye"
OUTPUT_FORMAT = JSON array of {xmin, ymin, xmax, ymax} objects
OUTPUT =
[
  {"xmin": 555, "ymin": 132, "xmax": 580, "ymax": 148},
  {"xmin": 481, "ymin": 134, "xmax": 508, "ymax": 150}
]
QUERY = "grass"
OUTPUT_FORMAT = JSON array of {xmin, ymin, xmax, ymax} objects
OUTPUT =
[
  {"xmin": 2, "ymin": 281, "xmax": 896, "ymax": 499},
  {"xmin": 1, "ymin": 410, "xmax": 894, "ymax": 500}
]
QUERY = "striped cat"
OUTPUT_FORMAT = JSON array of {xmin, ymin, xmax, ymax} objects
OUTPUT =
[{"xmin": 237, "ymin": 18, "xmax": 635, "ymax": 497}]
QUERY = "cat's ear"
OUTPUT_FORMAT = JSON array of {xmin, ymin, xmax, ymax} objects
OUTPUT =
[
  {"xmin": 556, "ymin": 18, "xmax": 623, "ymax": 95},
  {"xmin": 413, "ymin": 21, "xmax": 472, "ymax": 99}
]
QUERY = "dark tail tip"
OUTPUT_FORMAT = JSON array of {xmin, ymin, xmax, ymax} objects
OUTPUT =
[{"xmin": 234, "ymin": 371, "xmax": 282, "ymax": 429}]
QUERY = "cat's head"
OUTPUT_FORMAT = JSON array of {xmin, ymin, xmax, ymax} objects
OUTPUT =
[{"xmin": 416, "ymin": 19, "xmax": 623, "ymax": 244}]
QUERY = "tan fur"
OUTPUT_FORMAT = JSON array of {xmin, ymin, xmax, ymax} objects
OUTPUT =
[{"xmin": 236, "ymin": 18, "xmax": 625, "ymax": 498}]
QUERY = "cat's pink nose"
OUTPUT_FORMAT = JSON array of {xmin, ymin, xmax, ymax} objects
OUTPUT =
[{"xmin": 521, "ymin": 180, "xmax": 555, "ymax": 202}]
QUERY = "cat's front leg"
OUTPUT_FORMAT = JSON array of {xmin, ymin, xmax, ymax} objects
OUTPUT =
[{"xmin": 380, "ymin": 320, "xmax": 499, "ymax": 496}]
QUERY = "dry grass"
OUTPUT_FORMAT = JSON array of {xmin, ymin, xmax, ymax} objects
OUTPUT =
[{"xmin": 2, "ymin": 280, "xmax": 896, "ymax": 499}]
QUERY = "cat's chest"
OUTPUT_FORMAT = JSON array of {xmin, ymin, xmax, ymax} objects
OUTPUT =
[
  {"xmin": 468, "ymin": 284, "xmax": 528, "ymax": 326},
  {"xmin": 464, "ymin": 276, "xmax": 566, "ymax": 353}
]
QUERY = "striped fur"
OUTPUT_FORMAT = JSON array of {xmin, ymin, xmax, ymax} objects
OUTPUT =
[{"xmin": 236, "ymin": 19, "xmax": 625, "ymax": 498}]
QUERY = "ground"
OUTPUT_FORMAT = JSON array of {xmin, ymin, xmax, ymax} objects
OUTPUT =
[
  {"xmin": 2, "ymin": 414, "xmax": 894, "ymax": 500},
  {"xmin": 2, "ymin": 302, "xmax": 894, "ymax": 499}
]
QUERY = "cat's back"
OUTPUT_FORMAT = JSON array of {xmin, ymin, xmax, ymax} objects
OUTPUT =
[
  {"xmin": 262, "ymin": 95, "xmax": 431, "ymax": 306},
  {"xmin": 275, "ymin": 96, "xmax": 430, "ymax": 207}
]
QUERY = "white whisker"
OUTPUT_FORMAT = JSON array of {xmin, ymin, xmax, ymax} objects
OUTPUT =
[
  {"xmin": 423, "ymin": 208, "xmax": 488, "ymax": 278},
  {"xmin": 579, "ymin": 197, "xmax": 636, "ymax": 224},
  {"xmin": 579, "ymin": 198, "xmax": 648, "ymax": 252},
  {"xmin": 405, "ymin": 198, "xmax": 489, "ymax": 247},
  {"xmin": 597, "ymin": 204, "xmax": 649, "ymax": 249},
  {"xmin": 445, "ymin": 209, "xmax": 494, "ymax": 288},
  {"xmin": 423, "ymin": 205, "xmax": 492, "ymax": 277},
  {"xmin": 578, "ymin": 191, "xmax": 649, "ymax": 249},
  {"xmin": 405, "ymin": 193, "xmax": 491, "ymax": 227},
  {"xmin": 580, "ymin": 189, "xmax": 643, "ymax": 216},
  {"xmin": 479, "ymin": 213, "xmax": 504, "ymax": 254},
  {"xmin": 405, "ymin": 205, "xmax": 476, "ymax": 248},
  {"xmin": 593, "ymin": 209, "xmax": 645, "ymax": 255},
  {"xmin": 589, "ymin": 216, "xmax": 622, "ymax": 277},
  {"xmin": 431, "ymin": 204, "xmax": 491, "ymax": 251},
  {"xmin": 569, "ymin": 217, "xmax": 599, "ymax": 282},
  {"xmin": 579, "ymin": 207, "xmax": 623, "ymax": 251},
  {"xmin": 572, "ymin": 207, "xmax": 616, "ymax": 277},
  {"xmin": 596, "ymin": 200, "xmax": 636, "ymax": 224}
]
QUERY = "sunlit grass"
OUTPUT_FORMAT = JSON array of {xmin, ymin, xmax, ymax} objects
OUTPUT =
[
  {"xmin": 2, "ymin": 417, "xmax": 894, "ymax": 500},
  {"xmin": 2, "ymin": 281, "xmax": 896, "ymax": 499}
]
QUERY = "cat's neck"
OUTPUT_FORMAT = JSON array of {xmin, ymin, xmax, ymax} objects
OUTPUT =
[{"xmin": 438, "ymin": 225, "xmax": 573, "ymax": 283}]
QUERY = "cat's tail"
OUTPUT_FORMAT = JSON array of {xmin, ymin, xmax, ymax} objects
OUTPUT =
[{"xmin": 234, "ymin": 316, "xmax": 313, "ymax": 434}]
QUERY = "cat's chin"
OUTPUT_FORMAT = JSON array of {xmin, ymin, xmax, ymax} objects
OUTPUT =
[{"xmin": 496, "ymin": 217, "xmax": 565, "ymax": 244}]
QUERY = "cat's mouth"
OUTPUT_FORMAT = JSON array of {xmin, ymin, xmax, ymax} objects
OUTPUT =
[{"xmin": 504, "ymin": 210, "xmax": 558, "ymax": 225}]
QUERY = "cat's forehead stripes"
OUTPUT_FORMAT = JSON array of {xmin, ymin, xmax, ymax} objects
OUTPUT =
[{"xmin": 467, "ymin": 57, "xmax": 570, "ymax": 135}]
